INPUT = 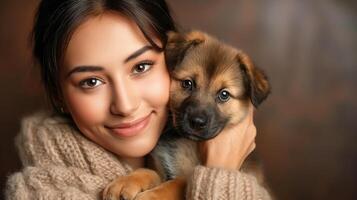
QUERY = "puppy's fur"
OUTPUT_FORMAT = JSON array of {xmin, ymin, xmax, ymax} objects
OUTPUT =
[{"xmin": 103, "ymin": 31, "xmax": 271, "ymax": 200}]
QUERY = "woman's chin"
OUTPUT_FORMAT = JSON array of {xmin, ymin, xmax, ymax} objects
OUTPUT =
[{"xmin": 115, "ymin": 139, "xmax": 158, "ymax": 158}]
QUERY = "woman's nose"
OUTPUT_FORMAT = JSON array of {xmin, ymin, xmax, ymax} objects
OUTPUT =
[{"xmin": 110, "ymin": 80, "xmax": 140, "ymax": 116}]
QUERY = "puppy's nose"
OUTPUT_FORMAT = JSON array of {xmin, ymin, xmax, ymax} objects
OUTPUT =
[{"xmin": 189, "ymin": 114, "xmax": 208, "ymax": 130}]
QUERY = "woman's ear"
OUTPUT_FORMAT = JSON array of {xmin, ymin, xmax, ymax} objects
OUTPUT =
[
  {"xmin": 165, "ymin": 31, "xmax": 204, "ymax": 70},
  {"xmin": 237, "ymin": 50, "xmax": 271, "ymax": 107}
]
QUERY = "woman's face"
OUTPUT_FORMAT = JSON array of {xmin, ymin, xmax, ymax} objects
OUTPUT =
[{"xmin": 60, "ymin": 12, "xmax": 170, "ymax": 159}]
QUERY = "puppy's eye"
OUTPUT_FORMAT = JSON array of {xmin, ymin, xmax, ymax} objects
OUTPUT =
[
  {"xmin": 218, "ymin": 90, "xmax": 230, "ymax": 102},
  {"xmin": 181, "ymin": 79, "xmax": 194, "ymax": 90}
]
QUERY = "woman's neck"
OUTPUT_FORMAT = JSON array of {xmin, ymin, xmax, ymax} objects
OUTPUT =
[{"xmin": 120, "ymin": 156, "xmax": 145, "ymax": 169}]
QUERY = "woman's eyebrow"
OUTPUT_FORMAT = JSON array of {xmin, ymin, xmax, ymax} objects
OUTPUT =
[
  {"xmin": 124, "ymin": 45, "xmax": 153, "ymax": 63},
  {"xmin": 66, "ymin": 46, "xmax": 153, "ymax": 78},
  {"xmin": 66, "ymin": 66, "xmax": 103, "ymax": 78}
]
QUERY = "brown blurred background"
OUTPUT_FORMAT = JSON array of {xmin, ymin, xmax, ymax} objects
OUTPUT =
[{"xmin": 1, "ymin": 0, "xmax": 356, "ymax": 199}]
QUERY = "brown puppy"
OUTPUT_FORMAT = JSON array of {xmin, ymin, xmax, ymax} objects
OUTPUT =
[{"xmin": 103, "ymin": 31, "xmax": 271, "ymax": 200}]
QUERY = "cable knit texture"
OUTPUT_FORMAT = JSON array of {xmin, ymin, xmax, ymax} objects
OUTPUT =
[
  {"xmin": 186, "ymin": 166, "xmax": 271, "ymax": 200},
  {"xmin": 5, "ymin": 112, "xmax": 272, "ymax": 200}
]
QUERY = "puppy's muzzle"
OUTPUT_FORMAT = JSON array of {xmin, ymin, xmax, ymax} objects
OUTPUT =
[
  {"xmin": 177, "ymin": 101, "xmax": 225, "ymax": 141},
  {"xmin": 189, "ymin": 113, "xmax": 208, "ymax": 130}
]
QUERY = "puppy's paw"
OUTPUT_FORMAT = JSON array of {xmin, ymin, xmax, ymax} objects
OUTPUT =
[
  {"xmin": 134, "ymin": 189, "xmax": 161, "ymax": 200},
  {"xmin": 102, "ymin": 176, "xmax": 141, "ymax": 200},
  {"xmin": 135, "ymin": 178, "xmax": 186, "ymax": 200},
  {"xmin": 102, "ymin": 169, "xmax": 161, "ymax": 200}
]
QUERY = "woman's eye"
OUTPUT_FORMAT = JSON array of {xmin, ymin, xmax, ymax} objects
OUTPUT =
[
  {"xmin": 217, "ymin": 89, "xmax": 231, "ymax": 102},
  {"xmin": 132, "ymin": 61, "xmax": 153, "ymax": 74},
  {"xmin": 79, "ymin": 78, "xmax": 104, "ymax": 89}
]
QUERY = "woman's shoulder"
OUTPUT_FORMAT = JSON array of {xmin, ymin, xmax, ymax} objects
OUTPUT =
[
  {"xmin": 20, "ymin": 111, "xmax": 74, "ymax": 133},
  {"xmin": 15, "ymin": 111, "xmax": 131, "ymax": 177},
  {"xmin": 16, "ymin": 111, "xmax": 83, "ymax": 167},
  {"xmin": 17, "ymin": 111, "xmax": 79, "ymax": 153}
]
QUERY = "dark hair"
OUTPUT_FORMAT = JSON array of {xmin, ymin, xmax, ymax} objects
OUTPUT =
[{"xmin": 32, "ymin": 0, "xmax": 177, "ymax": 114}]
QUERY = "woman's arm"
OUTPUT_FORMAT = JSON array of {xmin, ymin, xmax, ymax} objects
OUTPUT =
[
  {"xmin": 186, "ymin": 166, "xmax": 272, "ymax": 200},
  {"xmin": 6, "ymin": 165, "xmax": 107, "ymax": 200}
]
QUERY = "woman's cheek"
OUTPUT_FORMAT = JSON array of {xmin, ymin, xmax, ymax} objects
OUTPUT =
[
  {"xmin": 141, "ymin": 68, "xmax": 170, "ymax": 107},
  {"xmin": 64, "ymin": 87, "xmax": 109, "ymax": 125}
]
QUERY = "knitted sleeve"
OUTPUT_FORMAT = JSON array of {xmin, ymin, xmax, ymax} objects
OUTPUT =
[
  {"xmin": 5, "ymin": 165, "xmax": 106, "ymax": 200},
  {"xmin": 186, "ymin": 165, "xmax": 272, "ymax": 200}
]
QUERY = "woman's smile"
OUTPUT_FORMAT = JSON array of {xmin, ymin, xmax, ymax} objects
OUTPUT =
[{"xmin": 106, "ymin": 112, "xmax": 153, "ymax": 137}]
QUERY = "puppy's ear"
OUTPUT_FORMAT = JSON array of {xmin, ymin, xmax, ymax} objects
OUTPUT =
[
  {"xmin": 165, "ymin": 31, "xmax": 204, "ymax": 70},
  {"xmin": 237, "ymin": 51, "xmax": 271, "ymax": 107}
]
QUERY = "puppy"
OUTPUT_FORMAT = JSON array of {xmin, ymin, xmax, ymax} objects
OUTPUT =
[{"xmin": 103, "ymin": 30, "xmax": 271, "ymax": 200}]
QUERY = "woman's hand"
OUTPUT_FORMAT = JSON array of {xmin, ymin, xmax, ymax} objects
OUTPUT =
[{"xmin": 198, "ymin": 105, "xmax": 256, "ymax": 170}]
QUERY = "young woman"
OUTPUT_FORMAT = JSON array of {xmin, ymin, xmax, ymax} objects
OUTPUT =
[{"xmin": 6, "ymin": 0, "xmax": 271, "ymax": 199}]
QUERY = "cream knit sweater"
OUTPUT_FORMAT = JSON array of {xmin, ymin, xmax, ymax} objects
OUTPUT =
[{"xmin": 5, "ymin": 112, "xmax": 272, "ymax": 200}]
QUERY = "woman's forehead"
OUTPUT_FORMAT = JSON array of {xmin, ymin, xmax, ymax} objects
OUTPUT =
[{"xmin": 64, "ymin": 12, "xmax": 150, "ymax": 66}]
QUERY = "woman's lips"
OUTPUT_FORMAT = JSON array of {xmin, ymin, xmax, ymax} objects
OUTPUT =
[{"xmin": 107, "ymin": 112, "xmax": 152, "ymax": 137}]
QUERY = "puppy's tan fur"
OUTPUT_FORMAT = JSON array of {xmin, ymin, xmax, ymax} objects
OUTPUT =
[{"xmin": 103, "ymin": 31, "xmax": 271, "ymax": 200}]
